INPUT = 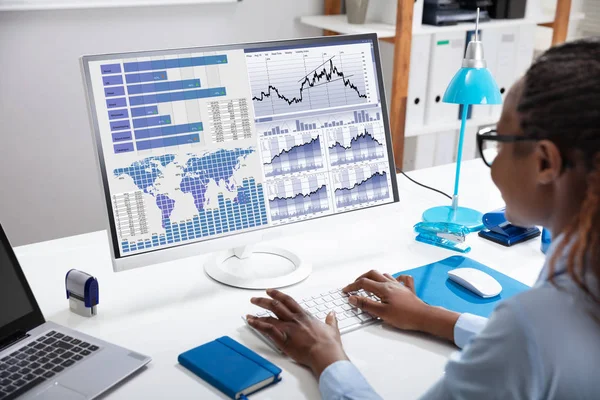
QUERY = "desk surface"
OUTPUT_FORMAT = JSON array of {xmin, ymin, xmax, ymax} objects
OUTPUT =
[{"xmin": 14, "ymin": 159, "xmax": 546, "ymax": 400}]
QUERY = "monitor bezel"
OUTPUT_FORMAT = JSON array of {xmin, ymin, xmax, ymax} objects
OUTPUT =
[{"xmin": 81, "ymin": 33, "xmax": 399, "ymax": 272}]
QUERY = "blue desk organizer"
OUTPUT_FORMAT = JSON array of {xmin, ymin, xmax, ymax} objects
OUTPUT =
[{"xmin": 393, "ymin": 256, "xmax": 530, "ymax": 318}]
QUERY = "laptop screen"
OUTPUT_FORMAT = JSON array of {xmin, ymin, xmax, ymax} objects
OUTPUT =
[
  {"xmin": 0, "ymin": 225, "xmax": 43, "ymax": 343},
  {"xmin": 0, "ymin": 242, "xmax": 34, "ymax": 328}
]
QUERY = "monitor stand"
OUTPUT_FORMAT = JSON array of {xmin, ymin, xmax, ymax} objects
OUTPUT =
[{"xmin": 204, "ymin": 245, "xmax": 311, "ymax": 289}]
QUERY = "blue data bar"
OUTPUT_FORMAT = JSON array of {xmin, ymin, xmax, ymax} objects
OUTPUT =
[
  {"xmin": 104, "ymin": 86, "xmax": 125, "ymax": 97},
  {"xmin": 106, "ymin": 97, "xmax": 127, "ymax": 109},
  {"xmin": 114, "ymin": 142, "xmax": 134, "ymax": 153},
  {"xmin": 123, "ymin": 55, "xmax": 228, "ymax": 72},
  {"xmin": 129, "ymin": 87, "xmax": 227, "ymax": 106},
  {"xmin": 125, "ymin": 71, "xmax": 167, "ymax": 84},
  {"xmin": 112, "ymin": 131, "xmax": 132, "ymax": 142},
  {"xmin": 127, "ymin": 79, "xmax": 201, "ymax": 95},
  {"xmin": 135, "ymin": 122, "xmax": 203, "ymax": 140},
  {"xmin": 136, "ymin": 133, "xmax": 200, "ymax": 150},
  {"xmin": 108, "ymin": 108, "xmax": 128, "ymax": 120},
  {"xmin": 132, "ymin": 115, "xmax": 171, "ymax": 129},
  {"xmin": 101, "ymin": 64, "xmax": 121, "ymax": 74},
  {"xmin": 131, "ymin": 106, "xmax": 158, "ymax": 117},
  {"xmin": 103, "ymin": 75, "xmax": 123, "ymax": 86},
  {"xmin": 110, "ymin": 120, "xmax": 131, "ymax": 132}
]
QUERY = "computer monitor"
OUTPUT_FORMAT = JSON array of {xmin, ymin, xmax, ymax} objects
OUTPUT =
[{"xmin": 81, "ymin": 33, "xmax": 399, "ymax": 288}]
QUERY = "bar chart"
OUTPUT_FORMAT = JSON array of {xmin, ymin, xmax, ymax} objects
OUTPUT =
[
  {"xmin": 333, "ymin": 162, "xmax": 392, "ymax": 209},
  {"xmin": 261, "ymin": 133, "xmax": 324, "ymax": 177},
  {"xmin": 267, "ymin": 173, "xmax": 331, "ymax": 222}
]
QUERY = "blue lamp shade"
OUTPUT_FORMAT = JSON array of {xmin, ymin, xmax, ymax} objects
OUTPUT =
[{"xmin": 443, "ymin": 68, "xmax": 503, "ymax": 105}]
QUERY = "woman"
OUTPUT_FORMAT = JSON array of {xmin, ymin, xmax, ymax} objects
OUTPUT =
[{"xmin": 247, "ymin": 38, "xmax": 600, "ymax": 399}]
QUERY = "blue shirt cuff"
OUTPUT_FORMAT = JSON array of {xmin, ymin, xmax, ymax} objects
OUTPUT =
[
  {"xmin": 319, "ymin": 360, "xmax": 382, "ymax": 400},
  {"xmin": 454, "ymin": 313, "xmax": 488, "ymax": 349}
]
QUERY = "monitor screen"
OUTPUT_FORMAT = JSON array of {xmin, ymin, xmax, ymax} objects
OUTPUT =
[{"xmin": 82, "ymin": 35, "xmax": 399, "ymax": 258}]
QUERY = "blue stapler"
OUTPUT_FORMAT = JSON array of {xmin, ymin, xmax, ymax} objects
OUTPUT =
[
  {"xmin": 414, "ymin": 222, "xmax": 471, "ymax": 253},
  {"xmin": 478, "ymin": 208, "xmax": 540, "ymax": 246}
]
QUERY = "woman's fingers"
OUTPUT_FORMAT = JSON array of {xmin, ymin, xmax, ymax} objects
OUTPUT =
[
  {"xmin": 266, "ymin": 289, "xmax": 305, "ymax": 314},
  {"xmin": 342, "ymin": 277, "xmax": 386, "ymax": 297},
  {"xmin": 251, "ymin": 296, "xmax": 296, "ymax": 321},
  {"xmin": 246, "ymin": 315, "xmax": 287, "ymax": 348},
  {"xmin": 396, "ymin": 275, "xmax": 416, "ymax": 292}
]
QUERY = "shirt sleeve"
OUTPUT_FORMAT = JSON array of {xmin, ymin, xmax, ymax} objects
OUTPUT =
[
  {"xmin": 319, "ymin": 360, "xmax": 383, "ymax": 400},
  {"xmin": 453, "ymin": 313, "xmax": 488, "ymax": 349},
  {"xmin": 420, "ymin": 300, "xmax": 542, "ymax": 400}
]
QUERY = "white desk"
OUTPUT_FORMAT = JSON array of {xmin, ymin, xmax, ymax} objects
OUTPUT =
[{"xmin": 14, "ymin": 159, "xmax": 546, "ymax": 400}]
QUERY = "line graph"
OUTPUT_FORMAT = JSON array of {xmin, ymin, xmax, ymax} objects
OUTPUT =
[
  {"xmin": 246, "ymin": 43, "xmax": 377, "ymax": 118},
  {"xmin": 267, "ymin": 173, "xmax": 331, "ymax": 222},
  {"xmin": 333, "ymin": 163, "xmax": 392, "ymax": 209},
  {"xmin": 261, "ymin": 132, "xmax": 324, "ymax": 177},
  {"xmin": 328, "ymin": 125, "xmax": 386, "ymax": 166}
]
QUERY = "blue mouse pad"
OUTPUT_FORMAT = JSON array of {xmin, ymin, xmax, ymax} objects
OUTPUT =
[{"xmin": 393, "ymin": 256, "xmax": 531, "ymax": 318}]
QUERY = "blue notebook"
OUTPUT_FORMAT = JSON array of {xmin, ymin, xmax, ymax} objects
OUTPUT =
[
  {"xmin": 178, "ymin": 336, "xmax": 282, "ymax": 399},
  {"xmin": 393, "ymin": 256, "xmax": 531, "ymax": 318}
]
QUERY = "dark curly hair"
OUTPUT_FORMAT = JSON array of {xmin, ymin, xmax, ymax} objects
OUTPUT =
[{"xmin": 518, "ymin": 37, "xmax": 600, "ymax": 302}]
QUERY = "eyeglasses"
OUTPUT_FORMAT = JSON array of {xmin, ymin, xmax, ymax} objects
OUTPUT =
[{"xmin": 476, "ymin": 128, "xmax": 540, "ymax": 168}]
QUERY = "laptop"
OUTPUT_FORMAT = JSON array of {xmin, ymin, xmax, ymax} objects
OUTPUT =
[{"xmin": 0, "ymin": 223, "xmax": 151, "ymax": 399}]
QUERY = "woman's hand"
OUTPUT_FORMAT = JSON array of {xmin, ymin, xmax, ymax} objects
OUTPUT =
[
  {"xmin": 343, "ymin": 270, "xmax": 460, "ymax": 342},
  {"xmin": 246, "ymin": 289, "xmax": 349, "ymax": 378}
]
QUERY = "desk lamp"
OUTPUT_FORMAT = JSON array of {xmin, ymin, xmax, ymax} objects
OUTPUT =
[{"xmin": 422, "ymin": 9, "xmax": 502, "ymax": 231}]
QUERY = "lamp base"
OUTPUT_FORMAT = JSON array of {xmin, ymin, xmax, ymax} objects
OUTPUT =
[{"xmin": 422, "ymin": 206, "xmax": 484, "ymax": 232}]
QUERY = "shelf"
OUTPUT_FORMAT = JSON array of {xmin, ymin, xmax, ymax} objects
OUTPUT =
[
  {"xmin": 299, "ymin": 12, "xmax": 585, "ymax": 38},
  {"xmin": 405, "ymin": 116, "xmax": 498, "ymax": 138}
]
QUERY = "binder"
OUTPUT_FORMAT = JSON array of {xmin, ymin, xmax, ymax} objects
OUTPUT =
[
  {"xmin": 482, "ymin": 26, "xmax": 519, "ymax": 120},
  {"xmin": 425, "ymin": 32, "xmax": 466, "ymax": 125},
  {"xmin": 405, "ymin": 34, "xmax": 432, "ymax": 131},
  {"xmin": 433, "ymin": 129, "xmax": 458, "ymax": 165},
  {"xmin": 178, "ymin": 336, "xmax": 282, "ymax": 399}
]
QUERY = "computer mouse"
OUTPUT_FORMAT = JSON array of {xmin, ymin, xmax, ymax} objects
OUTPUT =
[{"xmin": 447, "ymin": 268, "xmax": 502, "ymax": 298}]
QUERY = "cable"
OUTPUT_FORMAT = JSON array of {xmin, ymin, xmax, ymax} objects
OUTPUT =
[{"xmin": 396, "ymin": 168, "xmax": 452, "ymax": 200}]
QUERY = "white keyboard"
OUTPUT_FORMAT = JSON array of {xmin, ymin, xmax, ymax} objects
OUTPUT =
[{"xmin": 246, "ymin": 288, "xmax": 380, "ymax": 351}]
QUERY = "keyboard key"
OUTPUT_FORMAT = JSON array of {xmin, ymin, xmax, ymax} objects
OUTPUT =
[
  {"xmin": 14, "ymin": 354, "xmax": 26, "ymax": 361},
  {"xmin": 55, "ymin": 342, "xmax": 73, "ymax": 351},
  {"xmin": 338, "ymin": 316, "xmax": 362, "ymax": 329},
  {"xmin": 23, "ymin": 373, "xmax": 36, "ymax": 381},
  {"xmin": 80, "ymin": 350, "xmax": 91, "ymax": 356},
  {"xmin": 322, "ymin": 295, "xmax": 334, "ymax": 302},
  {"xmin": 29, "ymin": 363, "xmax": 40, "ymax": 370},
  {"xmin": 17, "ymin": 361, "xmax": 27, "ymax": 368},
  {"xmin": 33, "ymin": 368, "xmax": 44, "ymax": 375},
  {"xmin": 358, "ymin": 313, "xmax": 373, "ymax": 322},
  {"xmin": 4, "ymin": 377, "xmax": 45, "ymax": 399},
  {"xmin": 314, "ymin": 298, "xmax": 325, "ymax": 305},
  {"xmin": 61, "ymin": 336, "xmax": 73, "ymax": 342},
  {"xmin": 46, "ymin": 331, "xmax": 57, "ymax": 337},
  {"xmin": 52, "ymin": 366, "xmax": 63, "ymax": 373},
  {"xmin": 43, "ymin": 371, "xmax": 55, "ymax": 378},
  {"xmin": 342, "ymin": 304, "xmax": 352, "ymax": 311},
  {"xmin": 54, "ymin": 349, "xmax": 65, "ymax": 355},
  {"xmin": 70, "ymin": 339, "xmax": 81, "ymax": 345},
  {"xmin": 60, "ymin": 352, "xmax": 74, "ymax": 359},
  {"xmin": 26, "ymin": 342, "xmax": 36, "ymax": 347},
  {"xmin": 34, "ymin": 351, "xmax": 46, "ymax": 358},
  {"xmin": 1, "ymin": 379, "xmax": 10, "ymax": 386},
  {"xmin": 72, "ymin": 355, "xmax": 83, "ymax": 361},
  {"xmin": 72, "ymin": 347, "xmax": 82, "ymax": 353},
  {"xmin": 14, "ymin": 379, "xmax": 26, "ymax": 387},
  {"xmin": 24, "ymin": 348, "xmax": 36, "ymax": 355},
  {"xmin": 53, "ymin": 333, "xmax": 64, "ymax": 339},
  {"xmin": 9, "ymin": 373, "xmax": 21, "ymax": 380},
  {"xmin": 0, "ymin": 371, "xmax": 9, "ymax": 378},
  {"xmin": 0, "ymin": 356, "xmax": 9, "ymax": 362},
  {"xmin": 6, "ymin": 359, "xmax": 17, "ymax": 366},
  {"xmin": 42, "ymin": 338, "xmax": 56, "ymax": 345},
  {"xmin": 33, "ymin": 344, "xmax": 45, "ymax": 350},
  {"xmin": 42, "ymin": 364, "xmax": 54, "ymax": 370},
  {"xmin": 79, "ymin": 343, "xmax": 90, "ymax": 349},
  {"xmin": 20, "ymin": 368, "xmax": 31, "ymax": 375},
  {"xmin": 38, "ymin": 358, "xmax": 49, "ymax": 364},
  {"xmin": 304, "ymin": 300, "xmax": 316, "ymax": 308},
  {"xmin": 7, "ymin": 367, "xmax": 18, "ymax": 373},
  {"xmin": 35, "ymin": 337, "xmax": 45, "ymax": 342},
  {"xmin": 316, "ymin": 312, "xmax": 327, "ymax": 319},
  {"xmin": 336, "ymin": 312, "xmax": 348, "ymax": 321},
  {"xmin": 88, "ymin": 346, "xmax": 99, "ymax": 352},
  {"xmin": 61, "ymin": 360, "xmax": 75, "ymax": 368},
  {"xmin": 333, "ymin": 299, "xmax": 345, "ymax": 306},
  {"xmin": 316, "ymin": 304, "xmax": 328, "ymax": 312},
  {"xmin": 46, "ymin": 352, "xmax": 58, "ymax": 359},
  {"xmin": 4, "ymin": 385, "xmax": 15, "ymax": 392},
  {"xmin": 27, "ymin": 356, "xmax": 38, "ymax": 362}
]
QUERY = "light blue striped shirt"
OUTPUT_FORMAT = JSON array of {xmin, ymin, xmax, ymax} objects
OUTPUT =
[{"xmin": 320, "ymin": 240, "xmax": 600, "ymax": 399}]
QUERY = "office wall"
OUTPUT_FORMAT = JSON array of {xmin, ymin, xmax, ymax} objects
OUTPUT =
[{"xmin": 0, "ymin": 1, "xmax": 326, "ymax": 245}]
